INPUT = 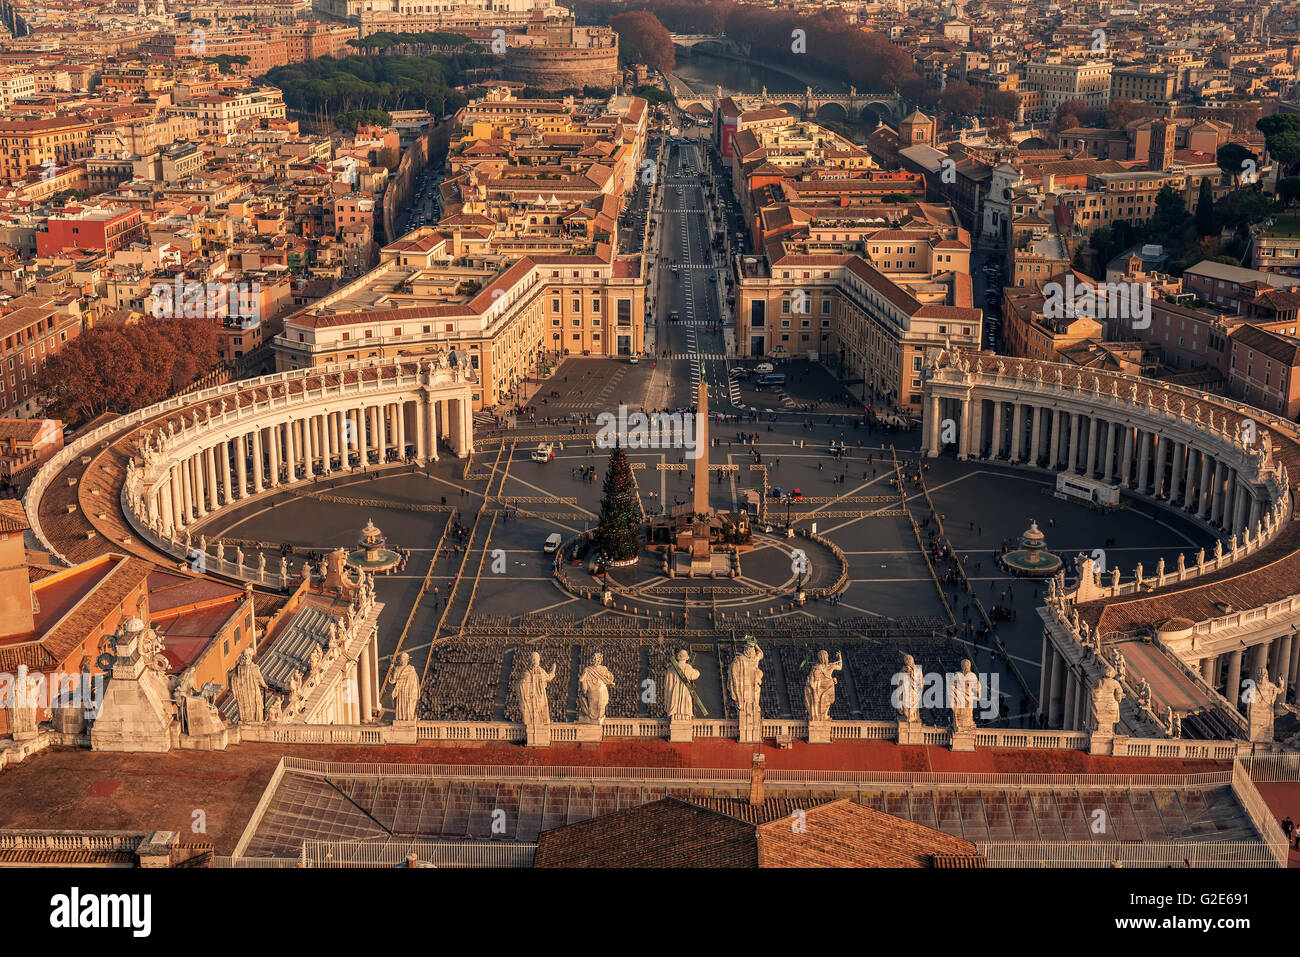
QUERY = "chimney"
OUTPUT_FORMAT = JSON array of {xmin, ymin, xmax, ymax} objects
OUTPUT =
[{"xmin": 748, "ymin": 752, "xmax": 766, "ymax": 806}]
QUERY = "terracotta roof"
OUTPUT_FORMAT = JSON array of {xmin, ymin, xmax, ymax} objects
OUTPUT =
[
  {"xmin": 0, "ymin": 498, "xmax": 28, "ymax": 532},
  {"xmin": 534, "ymin": 797, "xmax": 980, "ymax": 868}
]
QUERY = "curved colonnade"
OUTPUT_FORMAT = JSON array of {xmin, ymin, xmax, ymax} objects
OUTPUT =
[
  {"xmin": 921, "ymin": 348, "xmax": 1300, "ymax": 738},
  {"xmin": 26, "ymin": 357, "xmax": 476, "ymax": 586}
]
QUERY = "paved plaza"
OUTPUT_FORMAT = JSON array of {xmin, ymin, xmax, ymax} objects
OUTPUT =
[{"xmin": 196, "ymin": 351, "xmax": 1217, "ymax": 731}]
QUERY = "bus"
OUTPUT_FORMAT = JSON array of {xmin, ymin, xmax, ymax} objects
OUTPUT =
[
  {"xmin": 758, "ymin": 373, "xmax": 786, "ymax": 386},
  {"xmin": 1054, "ymin": 472, "xmax": 1120, "ymax": 508}
]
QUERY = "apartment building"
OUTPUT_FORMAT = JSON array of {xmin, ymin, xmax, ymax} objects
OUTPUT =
[
  {"xmin": 0, "ymin": 295, "xmax": 82, "ymax": 418},
  {"xmin": 1023, "ymin": 59, "xmax": 1114, "ymax": 113},
  {"xmin": 1109, "ymin": 65, "xmax": 1177, "ymax": 103},
  {"xmin": 0, "ymin": 116, "xmax": 95, "ymax": 184}
]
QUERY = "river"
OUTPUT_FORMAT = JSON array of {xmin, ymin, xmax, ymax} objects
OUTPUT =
[
  {"xmin": 672, "ymin": 51, "xmax": 805, "ymax": 96},
  {"xmin": 671, "ymin": 51, "xmax": 875, "ymax": 142}
]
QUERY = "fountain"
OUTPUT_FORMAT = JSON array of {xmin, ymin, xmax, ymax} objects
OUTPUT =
[
  {"xmin": 1000, "ymin": 520, "xmax": 1063, "ymax": 578},
  {"xmin": 345, "ymin": 518, "xmax": 402, "ymax": 575}
]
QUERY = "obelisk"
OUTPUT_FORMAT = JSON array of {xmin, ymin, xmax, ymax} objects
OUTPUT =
[{"xmin": 693, "ymin": 379, "xmax": 709, "ymax": 515}]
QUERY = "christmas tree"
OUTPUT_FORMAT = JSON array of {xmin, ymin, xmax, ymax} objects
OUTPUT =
[{"xmin": 593, "ymin": 447, "xmax": 640, "ymax": 562}]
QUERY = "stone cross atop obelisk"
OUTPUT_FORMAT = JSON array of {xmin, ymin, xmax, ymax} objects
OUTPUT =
[{"xmin": 693, "ymin": 380, "xmax": 709, "ymax": 515}]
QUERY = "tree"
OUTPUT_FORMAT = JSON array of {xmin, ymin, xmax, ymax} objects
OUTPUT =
[
  {"xmin": 1053, "ymin": 98, "xmax": 1103, "ymax": 131},
  {"xmin": 1278, "ymin": 176, "xmax": 1300, "ymax": 207},
  {"xmin": 609, "ymin": 11, "xmax": 674, "ymax": 72},
  {"xmin": 938, "ymin": 80, "xmax": 982, "ymax": 119},
  {"xmin": 1217, "ymin": 143, "xmax": 1257, "ymax": 184},
  {"xmin": 1195, "ymin": 176, "xmax": 1215, "ymax": 236},
  {"xmin": 38, "ymin": 318, "xmax": 221, "ymax": 426},
  {"xmin": 984, "ymin": 89, "xmax": 1020, "ymax": 120},
  {"xmin": 1106, "ymin": 98, "xmax": 1155, "ymax": 130},
  {"xmin": 593, "ymin": 447, "xmax": 640, "ymax": 562}
]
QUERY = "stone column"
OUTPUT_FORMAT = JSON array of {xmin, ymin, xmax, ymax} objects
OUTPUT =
[
  {"xmin": 969, "ymin": 397, "xmax": 983, "ymax": 459},
  {"xmin": 1067, "ymin": 412, "xmax": 1081, "ymax": 472},
  {"xmin": 990, "ymin": 400, "xmax": 1003, "ymax": 458},
  {"xmin": 1048, "ymin": 648, "xmax": 1065, "ymax": 727},
  {"xmin": 957, "ymin": 397, "xmax": 972, "ymax": 459},
  {"xmin": 1289, "ymin": 630, "xmax": 1300, "ymax": 689},
  {"xmin": 1210, "ymin": 459, "xmax": 1227, "ymax": 524},
  {"xmin": 415, "ymin": 399, "xmax": 428, "ymax": 462},
  {"xmin": 1168, "ymin": 440, "xmax": 1183, "ymax": 502},
  {"xmin": 463, "ymin": 399, "xmax": 474, "ymax": 456},
  {"xmin": 252, "ymin": 428, "xmax": 265, "ymax": 493},
  {"xmin": 1248, "ymin": 494, "xmax": 1261, "ymax": 531},
  {"xmin": 1101, "ymin": 421, "xmax": 1116, "ymax": 483},
  {"xmin": 1221, "ymin": 471, "xmax": 1236, "ymax": 532},
  {"xmin": 1234, "ymin": 481, "xmax": 1249, "ymax": 533},
  {"xmin": 1152, "ymin": 434, "xmax": 1167, "ymax": 497},
  {"xmin": 396, "ymin": 400, "xmax": 407, "ymax": 459},
  {"xmin": 358, "ymin": 647, "xmax": 373, "ymax": 721},
  {"xmin": 1119, "ymin": 426, "xmax": 1134, "ymax": 487},
  {"xmin": 1136, "ymin": 431, "xmax": 1151, "ymax": 493},
  {"xmin": 1049, "ymin": 408, "xmax": 1063, "ymax": 468},
  {"xmin": 1276, "ymin": 633, "xmax": 1292, "ymax": 698},
  {"xmin": 180, "ymin": 457, "xmax": 194, "ymax": 522},
  {"xmin": 205, "ymin": 445, "xmax": 218, "ymax": 510},
  {"xmin": 268, "ymin": 422, "xmax": 281, "ymax": 487},
  {"xmin": 1085, "ymin": 416, "xmax": 1099, "ymax": 475},
  {"xmin": 1197, "ymin": 453, "xmax": 1213, "ymax": 519},
  {"xmin": 376, "ymin": 405, "xmax": 388, "ymax": 463},
  {"xmin": 1225, "ymin": 649, "xmax": 1243, "ymax": 713},
  {"xmin": 220, "ymin": 440, "xmax": 232, "ymax": 504},
  {"xmin": 1029, "ymin": 405, "xmax": 1043, "ymax": 466},
  {"xmin": 192, "ymin": 452, "xmax": 207, "ymax": 518},
  {"xmin": 1039, "ymin": 632, "xmax": 1050, "ymax": 706},
  {"xmin": 1008, "ymin": 403, "xmax": 1023, "ymax": 462},
  {"xmin": 1182, "ymin": 448, "xmax": 1199, "ymax": 511},
  {"xmin": 429, "ymin": 397, "xmax": 440, "ymax": 460},
  {"xmin": 169, "ymin": 465, "xmax": 183, "ymax": 530},
  {"xmin": 235, "ymin": 436, "xmax": 247, "ymax": 499},
  {"xmin": 1063, "ymin": 668, "xmax": 1077, "ymax": 731},
  {"xmin": 1200, "ymin": 656, "xmax": 1216, "ymax": 683},
  {"xmin": 369, "ymin": 636, "xmax": 381, "ymax": 713},
  {"xmin": 925, "ymin": 393, "xmax": 941, "ymax": 456}
]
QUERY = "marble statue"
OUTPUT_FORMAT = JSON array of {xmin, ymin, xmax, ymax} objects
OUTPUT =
[
  {"xmin": 389, "ymin": 651, "xmax": 419, "ymax": 723},
  {"xmin": 230, "ymin": 647, "xmax": 268, "ymax": 723},
  {"xmin": 516, "ymin": 652, "xmax": 556, "ymax": 734},
  {"xmin": 279, "ymin": 556, "xmax": 288, "ymax": 580},
  {"xmin": 950, "ymin": 659, "xmax": 981, "ymax": 732},
  {"xmin": 1089, "ymin": 665, "xmax": 1124, "ymax": 736},
  {"xmin": 804, "ymin": 650, "xmax": 843, "ymax": 722},
  {"xmin": 1246, "ymin": 666, "xmax": 1282, "ymax": 743},
  {"xmin": 257, "ymin": 552, "xmax": 266, "ymax": 577},
  {"xmin": 665, "ymin": 650, "xmax": 700, "ymax": 720},
  {"xmin": 8, "ymin": 663, "xmax": 41, "ymax": 736},
  {"xmin": 896, "ymin": 653, "xmax": 923, "ymax": 723},
  {"xmin": 728, "ymin": 640, "xmax": 764, "ymax": 741},
  {"xmin": 236, "ymin": 547, "xmax": 245, "ymax": 568},
  {"xmin": 577, "ymin": 653, "xmax": 615, "ymax": 724}
]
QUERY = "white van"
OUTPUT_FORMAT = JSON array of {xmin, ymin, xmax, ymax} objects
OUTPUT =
[
  {"xmin": 543, "ymin": 533, "xmax": 563, "ymax": 554},
  {"xmin": 532, "ymin": 443, "xmax": 554, "ymax": 463},
  {"xmin": 755, "ymin": 361, "xmax": 775, "ymax": 374}
]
